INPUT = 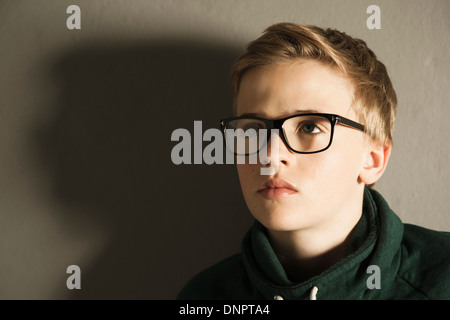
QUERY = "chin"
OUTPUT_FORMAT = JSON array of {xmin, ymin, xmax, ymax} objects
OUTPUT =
[{"xmin": 251, "ymin": 206, "xmax": 317, "ymax": 232}]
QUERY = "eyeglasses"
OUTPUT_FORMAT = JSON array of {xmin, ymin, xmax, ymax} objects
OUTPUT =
[{"xmin": 220, "ymin": 113, "xmax": 365, "ymax": 155}]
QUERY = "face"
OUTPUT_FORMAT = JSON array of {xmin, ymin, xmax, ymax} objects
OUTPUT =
[{"xmin": 235, "ymin": 60, "xmax": 368, "ymax": 233}]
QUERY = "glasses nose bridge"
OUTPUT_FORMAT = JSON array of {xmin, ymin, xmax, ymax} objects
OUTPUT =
[
  {"xmin": 266, "ymin": 118, "xmax": 291, "ymax": 152},
  {"xmin": 271, "ymin": 118, "xmax": 286, "ymax": 131}
]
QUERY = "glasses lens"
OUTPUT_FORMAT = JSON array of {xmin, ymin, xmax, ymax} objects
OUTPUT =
[
  {"xmin": 283, "ymin": 115, "xmax": 332, "ymax": 153},
  {"xmin": 224, "ymin": 119, "xmax": 267, "ymax": 155}
]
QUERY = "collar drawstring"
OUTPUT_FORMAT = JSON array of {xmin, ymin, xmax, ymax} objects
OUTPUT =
[
  {"xmin": 273, "ymin": 285, "xmax": 318, "ymax": 300},
  {"xmin": 309, "ymin": 286, "xmax": 318, "ymax": 300}
]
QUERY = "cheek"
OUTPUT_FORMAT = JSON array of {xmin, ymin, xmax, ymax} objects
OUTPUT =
[
  {"xmin": 236, "ymin": 163, "xmax": 257, "ymax": 190},
  {"xmin": 318, "ymin": 137, "xmax": 365, "ymax": 185},
  {"xmin": 296, "ymin": 137, "xmax": 363, "ymax": 190},
  {"xmin": 295, "ymin": 156, "xmax": 333, "ymax": 190}
]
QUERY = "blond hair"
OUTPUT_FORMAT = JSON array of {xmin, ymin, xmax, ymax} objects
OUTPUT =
[{"xmin": 231, "ymin": 23, "xmax": 397, "ymax": 147}]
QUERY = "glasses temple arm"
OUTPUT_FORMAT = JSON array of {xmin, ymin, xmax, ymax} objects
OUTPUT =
[{"xmin": 335, "ymin": 116, "xmax": 365, "ymax": 132}]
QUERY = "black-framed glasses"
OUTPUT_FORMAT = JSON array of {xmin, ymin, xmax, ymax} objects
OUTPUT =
[{"xmin": 220, "ymin": 113, "xmax": 365, "ymax": 155}]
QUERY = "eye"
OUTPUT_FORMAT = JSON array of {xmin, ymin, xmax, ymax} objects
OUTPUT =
[
  {"xmin": 242, "ymin": 124, "xmax": 256, "ymax": 131},
  {"xmin": 238, "ymin": 122, "xmax": 265, "ymax": 137},
  {"xmin": 242, "ymin": 122, "xmax": 264, "ymax": 131},
  {"xmin": 299, "ymin": 122, "xmax": 321, "ymax": 134}
]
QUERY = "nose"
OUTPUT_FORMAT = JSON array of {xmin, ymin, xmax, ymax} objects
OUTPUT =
[{"xmin": 261, "ymin": 129, "xmax": 292, "ymax": 167}]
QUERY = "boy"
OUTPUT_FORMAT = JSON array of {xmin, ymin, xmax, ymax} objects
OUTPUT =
[{"xmin": 177, "ymin": 23, "xmax": 450, "ymax": 299}]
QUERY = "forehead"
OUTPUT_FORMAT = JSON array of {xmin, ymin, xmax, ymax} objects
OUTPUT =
[{"xmin": 235, "ymin": 60, "xmax": 356, "ymax": 119}]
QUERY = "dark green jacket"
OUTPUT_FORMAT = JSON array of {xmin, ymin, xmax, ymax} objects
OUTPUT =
[{"xmin": 178, "ymin": 188, "xmax": 450, "ymax": 299}]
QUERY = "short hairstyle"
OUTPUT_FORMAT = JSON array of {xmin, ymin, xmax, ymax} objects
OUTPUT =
[{"xmin": 231, "ymin": 23, "xmax": 397, "ymax": 147}]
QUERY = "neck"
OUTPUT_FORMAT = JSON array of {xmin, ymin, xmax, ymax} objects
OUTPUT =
[{"xmin": 267, "ymin": 190, "xmax": 364, "ymax": 283}]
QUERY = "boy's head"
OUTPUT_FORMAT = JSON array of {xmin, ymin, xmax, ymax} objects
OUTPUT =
[
  {"xmin": 228, "ymin": 23, "xmax": 396, "ymax": 232},
  {"xmin": 231, "ymin": 22, "xmax": 397, "ymax": 148}
]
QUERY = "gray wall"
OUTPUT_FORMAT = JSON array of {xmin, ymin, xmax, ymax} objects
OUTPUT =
[{"xmin": 0, "ymin": 0, "xmax": 448, "ymax": 299}]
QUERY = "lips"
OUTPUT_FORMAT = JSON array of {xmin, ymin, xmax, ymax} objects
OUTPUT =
[{"xmin": 257, "ymin": 178, "xmax": 298, "ymax": 200}]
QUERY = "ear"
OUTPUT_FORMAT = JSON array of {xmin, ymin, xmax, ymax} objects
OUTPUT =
[{"xmin": 359, "ymin": 142, "xmax": 392, "ymax": 185}]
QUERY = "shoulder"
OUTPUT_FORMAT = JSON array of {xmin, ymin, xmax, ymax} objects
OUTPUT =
[
  {"xmin": 398, "ymin": 224, "xmax": 450, "ymax": 299},
  {"xmin": 402, "ymin": 224, "xmax": 450, "ymax": 259},
  {"xmin": 177, "ymin": 253, "xmax": 255, "ymax": 299}
]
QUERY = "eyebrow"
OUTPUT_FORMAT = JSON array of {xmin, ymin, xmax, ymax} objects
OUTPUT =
[{"xmin": 239, "ymin": 108, "xmax": 322, "ymax": 118}]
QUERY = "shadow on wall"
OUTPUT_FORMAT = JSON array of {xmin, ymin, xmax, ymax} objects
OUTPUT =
[{"xmin": 35, "ymin": 40, "xmax": 253, "ymax": 299}]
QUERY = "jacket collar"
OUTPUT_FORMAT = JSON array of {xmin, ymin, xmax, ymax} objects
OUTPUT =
[{"xmin": 241, "ymin": 188, "xmax": 404, "ymax": 299}]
